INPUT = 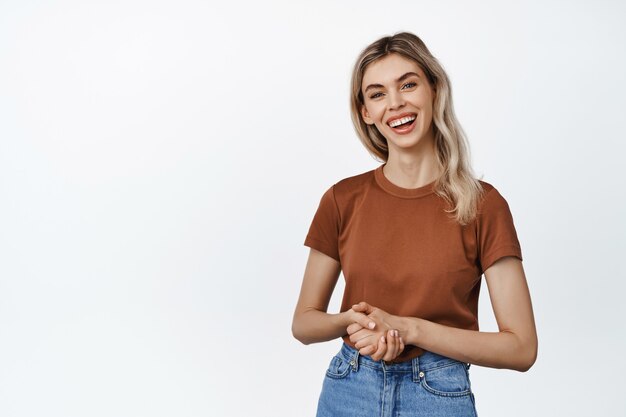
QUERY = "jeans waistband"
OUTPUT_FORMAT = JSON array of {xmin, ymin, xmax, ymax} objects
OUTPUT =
[{"xmin": 337, "ymin": 342, "xmax": 470, "ymax": 380}]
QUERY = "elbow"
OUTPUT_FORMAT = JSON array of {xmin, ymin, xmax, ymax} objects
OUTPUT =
[
  {"xmin": 291, "ymin": 317, "xmax": 312, "ymax": 345},
  {"xmin": 291, "ymin": 328, "xmax": 311, "ymax": 345},
  {"xmin": 515, "ymin": 338, "xmax": 538, "ymax": 372}
]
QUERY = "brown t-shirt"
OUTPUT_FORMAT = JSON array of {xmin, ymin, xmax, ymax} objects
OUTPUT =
[{"xmin": 303, "ymin": 163, "xmax": 523, "ymax": 363}]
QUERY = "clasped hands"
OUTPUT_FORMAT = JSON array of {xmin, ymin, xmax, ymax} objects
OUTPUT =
[{"xmin": 346, "ymin": 301, "xmax": 405, "ymax": 362}]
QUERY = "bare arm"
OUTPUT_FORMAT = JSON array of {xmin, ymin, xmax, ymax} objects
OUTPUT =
[
  {"xmin": 353, "ymin": 256, "xmax": 538, "ymax": 371},
  {"xmin": 404, "ymin": 256, "xmax": 537, "ymax": 371},
  {"xmin": 291, "ymin": 248, "xmax": 374, "ymax": 345}
]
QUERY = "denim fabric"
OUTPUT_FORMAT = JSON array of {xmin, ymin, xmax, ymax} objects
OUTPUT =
[{"xmin": 316, "ymin": 343, "xmax": 478, "ymax": 417}]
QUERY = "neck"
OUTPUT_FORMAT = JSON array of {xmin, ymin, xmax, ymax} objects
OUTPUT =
[{"xmin": 384, "ymin": 138, "xmax": 441, "ymax": 189}]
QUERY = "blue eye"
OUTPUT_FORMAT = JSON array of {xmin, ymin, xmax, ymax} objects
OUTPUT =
[{"xmin": 370, "ymin": 82, "xmax": 416, "ymax": 99}]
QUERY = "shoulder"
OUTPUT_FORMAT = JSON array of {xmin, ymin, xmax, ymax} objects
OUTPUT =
[
  {"xmin": 316, "ymin": 170, "xmax": 375, "ymax": 211},
  {"xmin": 477, "ymin": 179, "xmax": 496, "ymax": 206},
  {"xmin": 331, "ymin": 168, "xmax": 376, "ymax": 200},
  {"xmin": 477, "ymin": 179, "xmax": 511, "ymax": 201},
  {"xmin": 478, "ymin": 179, "xmax": 494, "ymax": 191},
  {"xmin": 312, "ymin": 168, "xmax": 375, "ymax": 210},
  {"xmin": 476, "ymin": 179, "xmax": 515, "ymax": 217}
]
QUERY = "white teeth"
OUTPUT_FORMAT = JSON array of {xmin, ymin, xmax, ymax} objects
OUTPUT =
[{"xmin": 388, "ymin": 115, "xmax": 416, "ymax": 128}]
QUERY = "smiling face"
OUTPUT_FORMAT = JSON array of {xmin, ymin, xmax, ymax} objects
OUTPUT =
[{"xmin": 360, "ymin": 53, "xmax": 436, "ymax": 153}]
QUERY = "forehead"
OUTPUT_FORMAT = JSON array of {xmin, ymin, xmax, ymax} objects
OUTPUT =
[{"xmin": 361, "ymin": 53, "xmax": 425, "ymax": 87}]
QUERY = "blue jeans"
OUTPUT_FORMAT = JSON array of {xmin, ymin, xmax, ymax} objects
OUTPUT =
[{"xmin": 316, "ymin": 343, "xmax": 478, "ymax": 417}]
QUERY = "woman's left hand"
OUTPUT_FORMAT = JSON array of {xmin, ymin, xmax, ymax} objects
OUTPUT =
[{"xmin": 347, "ymin": 302, "xmax": 405, "ymax": 361}]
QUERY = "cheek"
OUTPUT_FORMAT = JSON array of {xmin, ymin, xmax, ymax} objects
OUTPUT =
[
  {"xmin": 367, "ymin": 107, "xmax": 386, "ymax": 125},
  {"xmin": 424, "ymin": 108, "xmax": 435, "ymax": 127},
  {"xmin": 369, "ymin": 103, "xmax": 385, "ymax": 118},
  {"xmin": 420, "ymin": 98, "xmax": 434, "ymax": 117},
  {"xmin": 422, "ymin": 107, "xmax": 433, "ymax": 121}
]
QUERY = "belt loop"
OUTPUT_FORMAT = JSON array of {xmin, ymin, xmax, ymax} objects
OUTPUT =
[
  {"xmin": 412, "ymin": 355, "xmax": 421, "ymax": 382},
  {"xmin": 350, "ymin": 348, "xmax": 360, "ymax": 371}
]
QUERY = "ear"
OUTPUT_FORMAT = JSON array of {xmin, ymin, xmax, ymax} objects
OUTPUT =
[{"xmin": 360, "ymin": 105, "xmax": 374, "ymax": 125}]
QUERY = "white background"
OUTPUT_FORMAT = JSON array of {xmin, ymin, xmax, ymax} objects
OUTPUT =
[{"xmin": 1, "ymin": 1, "xmax": 625, "ymax": 416}]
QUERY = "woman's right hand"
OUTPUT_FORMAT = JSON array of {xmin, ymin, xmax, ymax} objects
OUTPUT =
[
  {"xmin": 344, "ymin": 308, "xmax": 378, "ymax": 332},
  {"xmin": 346, "ymin": 320, "xmax": 405, "ymax": 362}
]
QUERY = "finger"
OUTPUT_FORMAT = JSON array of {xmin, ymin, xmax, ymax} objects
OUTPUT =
[
  {"xmin": 347, "ymin": 322, "xmax": 364, "ymax": 335},
  {"xmin": 383, "ymin": 330, "xmax": 397, "ymax": 361},
  {"xmin": 358, "ymin": 343, "xmax": 377, "ymax": 357},
  {"xmin": 391, "ymin": 330, "xmax": 401, "ymax": 361},
  {"xmin": 374, "ymin": 335, "xmax": 388, "ymax": 361},
  {"xmin": 384, "ymin": 330, "xmax": 401, "ymax": 361},
  {"xmin": 351, "ymin": 302, "xmax": 366, "ymax": 312},
  {"xmin": 351, "ymin": 311, "xmax": 376, "ymax": 330},
  {"xmin": 354, "ymin": 333, "xmax": 375, "ymax": 349},
  {"xmin": 371, "ymin": 335, "xmax": 387, "ymax": 361},
  {"xmin": 352, "ymin": 301, "xmax": 374, "ymax": 315},
  {"xmin": 398, "ymin": 336, "xmax": 405, "ymax": 355}
]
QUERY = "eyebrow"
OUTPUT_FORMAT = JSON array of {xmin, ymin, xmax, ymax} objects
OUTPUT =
[{"xmin": 364, "ymin": 72, "xmax": 420, "ymax": 93}]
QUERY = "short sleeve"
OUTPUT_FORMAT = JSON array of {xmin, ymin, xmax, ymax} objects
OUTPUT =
[
  {"xmin": 303, "ymin": 185, "xmax": 341, "ymax": 262},
  {"xmin": 477, "ymin": 187, "xmax": 523, "ymax": 274}
]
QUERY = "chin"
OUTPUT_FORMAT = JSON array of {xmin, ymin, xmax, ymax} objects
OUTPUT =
[{"xmin": 388, "ymin": 135, "xmax": 424, "ymax": 149}]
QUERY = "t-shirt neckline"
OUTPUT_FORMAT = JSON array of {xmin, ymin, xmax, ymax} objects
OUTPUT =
[{"xmin": 374, "ymin": 163, "xmax": 436, "ymax": 199}]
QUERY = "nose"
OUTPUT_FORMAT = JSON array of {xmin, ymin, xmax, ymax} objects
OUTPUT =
[{"xmin": 387, "ymin": 90, "xmax": 405, "ymax": 110}]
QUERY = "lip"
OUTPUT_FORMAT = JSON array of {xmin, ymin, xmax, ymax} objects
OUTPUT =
[
  {"xmin": 389, "ymin": 117, "xmax": 417, "ymax": 135},
  {"xmin": 386, "ymin": 112, "xmax": 417, "ymax": 126}
]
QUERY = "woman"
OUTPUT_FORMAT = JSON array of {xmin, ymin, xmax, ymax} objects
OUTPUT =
[{"xmin": 291, "ymin": 32, "xmax": 538, "ymax": 417}]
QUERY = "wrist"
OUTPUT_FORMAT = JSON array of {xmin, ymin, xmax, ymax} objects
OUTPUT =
[
  {"xmin": 391, "ymin": 316, "xmax": 421, "ymax": 346},
  {"xmin": 407, "ymin": 317, "xmax": 423, "ymax": 346},
  {"xmin": 334, "ymin": 310, "xmax": 352, "ymax": 329}
]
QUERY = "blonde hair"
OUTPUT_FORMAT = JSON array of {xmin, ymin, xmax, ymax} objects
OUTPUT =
[{"xmin": 350, "ymin": 32, "xmax": 484, "ymax": 225}]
